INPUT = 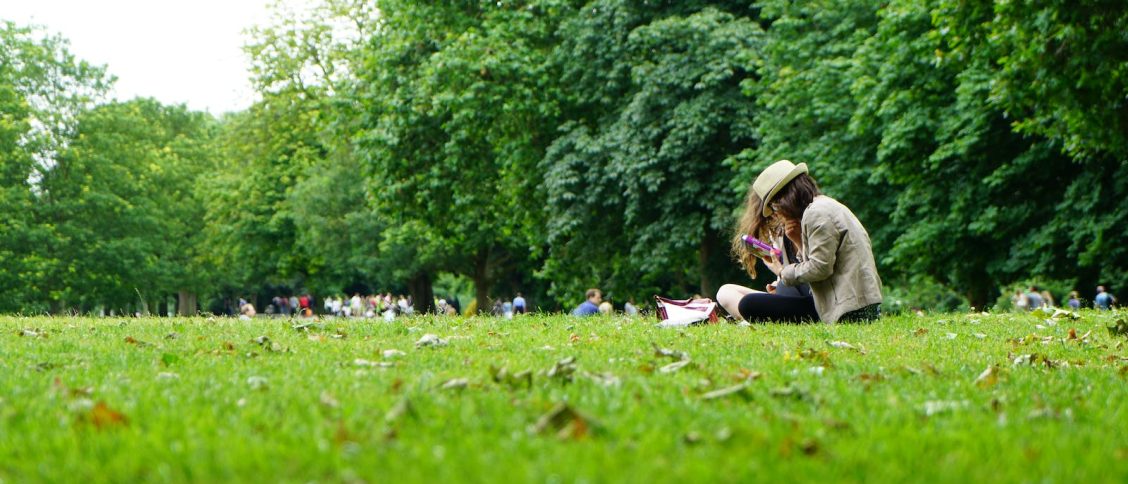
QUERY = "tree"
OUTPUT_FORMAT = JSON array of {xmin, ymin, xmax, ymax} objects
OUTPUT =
[
  {"xmin": 0, "ymin": 21, "xmax": 111, "ymax": 313},
  {"xmin": 38, "ymin": 99, "xmax": 219, "ymax": 314},
  {"xmin": 540, "ymin": 2, "xmax": 762, "ymax": 304},
  {"xmin": 352, "ymin": 0, "xmax": 571, "ymax": 312}
]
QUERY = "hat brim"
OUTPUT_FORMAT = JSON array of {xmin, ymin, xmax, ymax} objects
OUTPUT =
[{"xmin": 761, "ymin": 163, "xmax": 808, "ymax": 217}]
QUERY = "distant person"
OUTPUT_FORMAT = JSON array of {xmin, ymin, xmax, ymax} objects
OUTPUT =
[
  {"xmin": 1024, "ymin": 286, "xmax": 1044, "ymax": 311},
  {"xmin": 572, "ymin": 288, "xmax": 602, "ymax": 316},
  {"xmin": 1039, "ymin": 289, "xmax": 1055, "ymax": 308},
  {"xmin": 1013, "ymin": 290, "xmax": 1029, "ymax": 312},
  {"xmin": 598, "ymin": 301, "xmax": 613, "ymax": 315},
  {"xmin": 513, "ymin": 293, "xmax": 527, "ymax": 314},
  {"xmin": 1067, "ymin": 291, "xmax": 1081, "ymax": 311},
  {"xmin": 239, "ymin": 300, "xmax": 257, "ymax": 320},
  {"xmin": 624, "ymin": 299, "xmax": 639, "ymax": 316},
  {"xmin": 1095, "ymin": 285, "xmax": 1117, "ymax": 310}
]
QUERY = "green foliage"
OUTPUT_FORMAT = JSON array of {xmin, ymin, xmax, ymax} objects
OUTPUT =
[
  {"xmin": 0, "ymin": 21, "xmax": 111, "ymax": 313},
  {"xmin": 541, "ymin": 3, "xmax": 761, "ymax": 303},
  {"xmin": 2, "ymin": 0, "xmax": 1127, "ymax": 312},
  {"xmin": 39, "ymin": 99, "xmax": 218, "ymax": 312}
]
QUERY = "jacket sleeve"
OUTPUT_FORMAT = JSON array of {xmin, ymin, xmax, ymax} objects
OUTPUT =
[{"xmin": 781, "ymin": 207, "xmax": 839, "ymax": 285}]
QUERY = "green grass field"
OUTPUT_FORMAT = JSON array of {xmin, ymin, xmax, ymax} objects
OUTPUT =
[{"xmin": 3, "ymin": 310, "xmax": 1128, "ymax": 483}]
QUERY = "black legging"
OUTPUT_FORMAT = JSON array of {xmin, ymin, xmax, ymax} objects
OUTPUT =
[{"xmin": 738, "ymin": 292, "xmax": 818, "ymax": 323}]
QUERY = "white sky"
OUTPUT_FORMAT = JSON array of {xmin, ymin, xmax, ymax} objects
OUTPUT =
[{"xmin": 2, "ymin": 0, "xmax": 275, "ymax": 115}]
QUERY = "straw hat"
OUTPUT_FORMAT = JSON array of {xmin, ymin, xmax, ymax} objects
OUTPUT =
[{"xmin": 752, "ymin": 160, "xmax": 808, "ymax": 217}]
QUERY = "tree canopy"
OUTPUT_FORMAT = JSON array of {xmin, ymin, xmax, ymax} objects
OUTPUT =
[{"xmin": 1, "ymin": 0, "xmax": 1125, "ymax": 314}]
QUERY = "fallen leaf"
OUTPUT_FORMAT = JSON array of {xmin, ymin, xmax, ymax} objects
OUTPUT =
[
  {"xmin": 1067, "ymin": 328, "xmax": 1078, "ymax": 340},
  {"xmin": 1012, "ymin": 353, "xmax": 1056, "ymax": 369},
  {"xmin": 857, "ymin": 373, "xmax": 885, "ymax": 384},
  {"xmin": 1109, "ymin": 315, "xmax": 1128, "ymax": 336},
  {"xmin": 787, "ymin": 346, "xmax": 833, "ymax": 368},
  {"xmin": 659, "ymin": 360, "xmax": 692, "ymax": 374},
  {"xmin": 124, "ymin": 336, "xmax": 150, "ymax": 347},
  {"xmin": 770, "ymin": 385, "xmax": 808, "ymax": 400},
  {"xmin": 353, "ymin": 358, "xmax": 394, "ymax": 368},
  {"xmin": 913, "ymin": 328, "xmax": 929, "ymax": 336},
  {"xmin": 974, "ymin": 365, "xmax": 999, "ymax": 388},
  {"xmin": 583, "ymin": 371, "xmax": 620, "ymax": 387},
  {"xmin": 547, "ymin": 356, "xmax": 577, "ymax": 383},
  {"xmin": 733, "ymin": 368, "xmax": 762, "ymax": 382},
  {"xmin": 385, "ymin": 398, "xmax": 414, "ymax": 423},
  {"xmin": 921, "ymin": 400, "xmax": 968, "ymax": 416},
  {"xmin": 530, "ymin": 403, "xmax": 598, "ymax": 440},
  {"xmin": 702, "ymin": 382, "xmax": 753, "ymax": 400},
  {"xmin": 87, "ymin": 402, "xmax": 128, "ymax": 429},
  {"xmin": 491, "ymin": 366, "xmax": 533, "ymax": 390},
  {"xmin": 415, "ymin": 334, "xmax": 448, "ymax": 348},
  {"xmin": 1051, "ymin": 309, "xmax": 1080, "ymax": 320},
  {"xmin": 652, "ymin": 343, "xmax": 689, "ymax": 361},
  {"xmin": 246, "ymin": 376, "xmax": 269, "ymax": 391},
  {"xmin": 440, "ymin": 378, "xmax": 469, "ymax": 390}
]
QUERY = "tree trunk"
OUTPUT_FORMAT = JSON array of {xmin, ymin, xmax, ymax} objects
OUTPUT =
[
  {"xmin": 177, "ymin": 291, "xmax": 198, "ymax": 316},
  {"xmin": 699, "ymin": 231, "xmax": 714, "ymax": 298},
  {"xmin": 408, "ymin": 272, "xmax": 435, "ymax": 314},
  {"xmin": 472, "ymin": 248, "xmax": 491, "ymax": 314}
]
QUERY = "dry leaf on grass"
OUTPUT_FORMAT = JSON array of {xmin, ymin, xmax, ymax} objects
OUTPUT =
[
  {"xmin": 547, "ymin": 357, "xmax": 577, "ymax": 383},
  {"xmin": 353, "ymin": 359, "xmax": 394, "ymax": 368},
  {"xmin": 659, "ymin": 360, "xmax": 692, "ymax": 374},
  {"xmin": 652, "ymin": 343, "xmax": 689, "ymax": 361},
  {"xmin": 415, "ymin": 334, "xmax": 448, "ymax": 348},
  {"xmin": 1108, "ymin": 318, "xmax": 1128, "ymax": 336},
  {"xmin": 530, "ymin": 403, "xmax": 599, "ymax": 440},
  {"xmin": 921, "ymin": 400, "xmax": 968, "ymax": 416},
  {"xmin": 491, "ymin": 366, "xmax": 533, "ymax": 390},
  {"xmin": 701, "ymin": 382, "xmax": 753, "ymax": 401},
  {"xmin": 82, "ymin": 401, "xmax": 128, "ymax": 429},
  {"xmin": 974, "ymin": 365, "xmax": 999, "ymax": 388},
  {"xmin": 440, "ymin": 378, "xmax": 469, "ymax": 390},
  {"xmin": 246, "ymin": 376, "xmax": 269, "ymax": 391}
]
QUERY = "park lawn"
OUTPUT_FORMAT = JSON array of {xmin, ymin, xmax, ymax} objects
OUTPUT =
[{"xmin": 2, "ymin": 310, "xmax": 1127, "ymax": 483}]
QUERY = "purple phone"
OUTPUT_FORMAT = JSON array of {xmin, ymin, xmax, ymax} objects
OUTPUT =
[{"xmin": 741, "ymin": 234, "xmax": 782, "ymax": 261}]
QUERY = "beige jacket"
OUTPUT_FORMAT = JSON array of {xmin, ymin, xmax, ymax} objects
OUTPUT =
[{"xmin": 780, "ymin": 196, "xmax": 883, "ymax": 322}]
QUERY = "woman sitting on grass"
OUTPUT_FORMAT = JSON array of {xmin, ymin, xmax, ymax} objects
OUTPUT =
[{"xmin": 717, "ymin": 160, "xmax": 883, "ymax": 323}]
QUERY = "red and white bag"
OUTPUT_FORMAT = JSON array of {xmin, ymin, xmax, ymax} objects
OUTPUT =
[{"xmin": 654, "ymin": 296, "xmax": 719, "ymax": 327}]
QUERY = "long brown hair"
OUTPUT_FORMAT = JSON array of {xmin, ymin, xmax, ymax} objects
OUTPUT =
[
  {"xmin": 731, "ymin": 190, "xmax": 780, "ymax": 278},
  {"xmin": 731, "ymin": 173, "xmax": 821, "ymax": 278},
  {"xmin": 771, "ymin": 173, "xmax": 821, "ymax": 221}
]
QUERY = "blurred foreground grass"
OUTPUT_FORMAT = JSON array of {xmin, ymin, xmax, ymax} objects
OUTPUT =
[{"xmin": 2, "ymin": 310, "xmax": 1127, "ymax": 482}]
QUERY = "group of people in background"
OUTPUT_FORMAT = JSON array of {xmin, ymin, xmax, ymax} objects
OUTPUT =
[
  {"xmin": 1013, "ymin": 285, "xmax": 1118, "ymax": 312},
  {"xmin": 571, "ymin": 288, "xmax": 640, "ymax": 316},
  {"xmin": 235, "ymin": 281, "xmax": 1117, "ymax": 322}
]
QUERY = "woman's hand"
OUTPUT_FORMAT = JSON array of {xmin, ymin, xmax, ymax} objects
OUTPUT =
[
  {"xmin": 761, "ymin": 254, "xmax": 783, "ymax": 276},
  {"xmin": 784, "ymin": 218, "xmax": 802, "ymax": 251}
]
